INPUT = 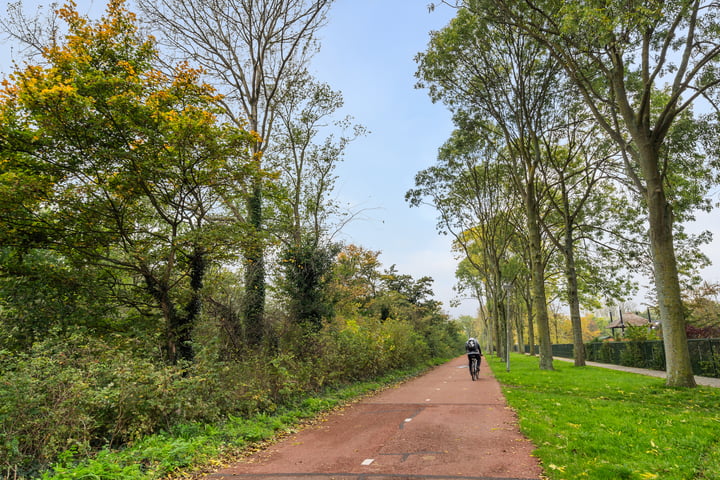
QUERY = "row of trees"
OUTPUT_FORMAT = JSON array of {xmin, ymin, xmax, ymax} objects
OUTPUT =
[
  {"xmin": 0, "ymin": 1, "xmax": 462, "ymax": 475},
  {"xmin": 410, "ymin": 0, "xmax": 720, "ymax": 387}
]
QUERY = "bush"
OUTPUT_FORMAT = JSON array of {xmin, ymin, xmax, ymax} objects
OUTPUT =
[
  {"xmin": 624, "ymin": 325, "xmax": 658, "ymax": 341},
  {"xmin": 379, "ymin": 318, "xmax": 429, "ymax": 370},
  {"xmin": 0, "ymin": 334, "xmax": 261, "ymax": 476},
  {"xmin": 596, "ymin": 341, "xmax": 616, "ymax": 364},
  {"xmin": 619, "ymin": 342, "xmax": 644, "ymax": 367},
  {"xmin": 314, "ymin": 317, "xmax": 385, "ymax": 382},
  {"xmin": 0, "ymin": 349, "xmax": 96, "ymax": 476}
]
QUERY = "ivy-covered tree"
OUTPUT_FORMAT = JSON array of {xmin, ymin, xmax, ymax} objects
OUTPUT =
[
  {"xmin": 270, "ymin": 71, "xmax": 364, "ymax": 333},
  {"xmin": 138, "ymin": 0, "xmax": 335, "ymax": 348}
]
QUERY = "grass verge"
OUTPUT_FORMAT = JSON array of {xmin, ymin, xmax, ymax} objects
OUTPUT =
[
  {"xmin": 40, "ymin": 359, "xmax": 448, "ymax": 480},
  {"xmin": 487, "ymin": 354, "xmax": 720, "ymax": 480}
]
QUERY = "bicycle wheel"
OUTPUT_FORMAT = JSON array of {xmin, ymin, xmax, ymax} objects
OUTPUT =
[{"xmin": 470, "ymin": 357, "xmax": 478, "ymax": 381}]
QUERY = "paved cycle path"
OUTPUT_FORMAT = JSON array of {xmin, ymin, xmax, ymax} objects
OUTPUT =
[{"xmin": 205, "ymin": 356, "xmax": 543, "ymax": 480}]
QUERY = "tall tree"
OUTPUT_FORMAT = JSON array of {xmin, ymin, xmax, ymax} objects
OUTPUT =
[
  {"xmin": 138, "ymin": 0, "xmax": 335, "ymax": 347},
  {"xmin": 536, "ymin": 94, "xmax": 639, "ymax": 366},
  {"xmin": 416, "ymin": 9, "xmax": 562, "ymax": 369},
  {"xmin": 468, "ymin": 0, "xmax": 720, "ymax": 386},
  {"xmin": 0, "ymin": 0, "xmax": 258, "ymax": 363},
  {"xmin": 271, "ymin": 72, "xmax": 364, "ymax": 331},
  {"xmin": 407, "ymin": 122, "xmax": 522, "ymax": 360},
  {"xmin": 328, "ymin": 244, "xmax": 383, "ymax": 316}
]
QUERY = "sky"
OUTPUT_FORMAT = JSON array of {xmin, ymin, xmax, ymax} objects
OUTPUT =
[
  {"xmin": 307, "ymin": 1, "xmax": 478, "ymax": 317},
  {"xmin": 3, "ymin": 0, "xmax": 720, "ymax": 318}
]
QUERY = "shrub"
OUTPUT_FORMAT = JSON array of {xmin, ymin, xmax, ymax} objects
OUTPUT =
[
  {"xmin": 619, "ymin": 342, "xmax": 644, "ymax": 367},
  {"xmin": 0, "ymin": 349, "xmax": 96, "ymax": 476},
  {"xmin": 596, "ymin": 341, "xmax": 616, "ymax": 364},
  {"xmin": 624, "ymin": 325, "xmax": 658, "ymax": 341},
  {"xmin": 0, "ymin": 333, "xmax": 263, "ymax": 475},
  {"xmin": 379, "ymin": 318, "xmax": 429, "ymax": 370}
]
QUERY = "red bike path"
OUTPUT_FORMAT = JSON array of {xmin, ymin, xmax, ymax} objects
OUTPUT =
[{"xmin": 204, "ymin": 356, "xmax": 544, "ymax": 480}]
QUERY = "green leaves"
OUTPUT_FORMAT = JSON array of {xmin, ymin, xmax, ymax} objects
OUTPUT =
[{"xmin": 0, "ymin": 0, "xmax": 260, "ymax": 362}]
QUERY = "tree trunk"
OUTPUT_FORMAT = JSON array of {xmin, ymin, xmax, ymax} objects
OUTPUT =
[
  {"xmin": 476, "ymin": 290, "xmax": 493, "ymax": 355},
  {"xmin": 243, "ymin": 177, "xmax": 266, "ymax": 348},
  {"xmin": 494, "ymin": 299, "xmax": 504, "ymax": 358},
  {"xmin": 564, "ymin": 228, "xmax": 586, "ymax": 366},
  {"xmin": 515, "ymin": 311, "xmax": 525, "ymax": 354},
  {"xmin": 505, "ymin": 285, "xmax": 516, "ymax": 356},
  {"xmin": 145, "ymin": 273, "xmax": 188, "ymax": 365},
  {"xmin": 640, "ymin": 148, "xmax": 695, "ymax": 387},
  {"xmin": 525, "ymin": 289, "xmax": 535, "ymax": 355},
  {"xmin": 526, "ymin": 179, "xmax": 553, "ymax": 370}
]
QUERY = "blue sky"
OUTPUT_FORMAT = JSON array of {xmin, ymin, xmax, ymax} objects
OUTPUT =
[
  {"xmin": 308, "ymin": 1, "xmax": 478, "ymax": 316},
  {"xmin": 4, "ymin": 0, "xmax": 719, "ymax": 317}
]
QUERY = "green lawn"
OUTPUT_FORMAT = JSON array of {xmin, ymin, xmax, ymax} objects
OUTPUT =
[{"xmin": 488, "ymin": 354, "xmax": 720, "ymax": 480}]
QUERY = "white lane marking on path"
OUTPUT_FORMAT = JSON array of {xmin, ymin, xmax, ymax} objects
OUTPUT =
[{"xmin": 361, "ymin": 459, "xmax": 374, "ymax": 466}]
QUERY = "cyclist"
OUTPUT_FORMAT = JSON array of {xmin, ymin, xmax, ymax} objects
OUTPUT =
[{"xmin": 465, "ymin": 337, "xmax": 482, "ymax": 376}]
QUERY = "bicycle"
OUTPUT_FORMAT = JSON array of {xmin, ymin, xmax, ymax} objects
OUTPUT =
[{"xmin": 470, "ymin": 356, "xmax": 480, "ymax": 381}]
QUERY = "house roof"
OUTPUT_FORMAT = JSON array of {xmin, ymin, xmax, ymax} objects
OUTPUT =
[{"xmin": 608, "ymin": 312, "xmax": 650, "ymax": 329}]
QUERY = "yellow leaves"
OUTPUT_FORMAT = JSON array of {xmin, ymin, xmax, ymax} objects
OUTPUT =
[
  {"xmin": 57, "ymin": 1, "xmax": 87, "ymax": 30},
  {"xmin": 105, "ymin": 0, "xmax": 137, "ymax": 24},
  {"xmin": 158, "ymin": 110, "xmax": 179, "ymax": 123},
  {"xmin": 645, "ymin": 438, "xmax": 660, "ymax": 456},
  {"xmin": 39, "ymin": 83, "xmax": 77, "ymax": 99},
  {"xmin": 0, "ymin": 80, "xmax": 19, "ymax": 103},
  {"xmin": 639, "ymin": 473, "xmax": 658, "ymax": 479},
  {"xmin": 116, "ymin": 60, "xmax": 136, "ymax": 75},
  {"xmin": 249, "ymin": 130, "xmax": 263, "ymax": 144},
  {"xmin": 344, "ymin": 318, "xmax": 360, "ymax": 334},
  {"xmin": 171, "ymin": 61, "xmax": 205, "ymax": 87},
  {"xmin": 146, "ymin": 69, "xmax": 170, "ymax": 86},
  {"xmin": 129, "ymin": 138, "xmax": 145, "ymax": 150},
  {"xmin": 548, "ymin": 464, "xmax": 566, "ymax": 472}
]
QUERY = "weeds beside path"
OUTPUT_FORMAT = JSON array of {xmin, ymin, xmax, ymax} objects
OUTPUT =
[{"xmin": 489, "ymin": 354, "xmax": 720, "ymax": 480}]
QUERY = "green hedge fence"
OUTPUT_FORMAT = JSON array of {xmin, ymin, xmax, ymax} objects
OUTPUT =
[{"xmin": 547, "ymin": 339, "xmax": 720, "ymax": 378}]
